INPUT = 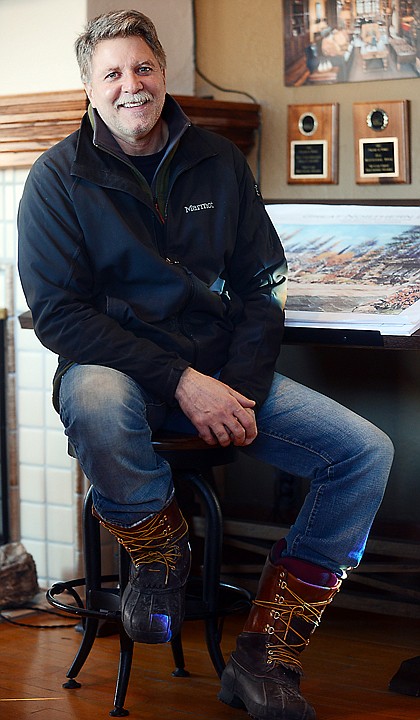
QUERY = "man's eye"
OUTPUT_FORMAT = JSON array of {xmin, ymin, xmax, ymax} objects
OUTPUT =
[
  {"xmin": 138, "ymin": 66, "xmax": 153, "ymax": 74},
  {"xmin": 105, "ymin": 71, "xmax": 119, "ymax": 80}
]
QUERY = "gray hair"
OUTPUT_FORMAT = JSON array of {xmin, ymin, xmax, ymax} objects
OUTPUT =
[{"xmin": 75, "ymin": 9, "xmax": 167, "ymax": 83}]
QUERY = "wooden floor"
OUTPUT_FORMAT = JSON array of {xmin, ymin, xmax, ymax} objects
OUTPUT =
[{"xmin": 1, "ymin": 601, "xmax": 420, "ymax": 720}]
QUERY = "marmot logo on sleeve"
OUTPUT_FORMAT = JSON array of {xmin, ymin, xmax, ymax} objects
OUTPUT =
[{"xmin": 184, "ymin": 202, "xmax": 215, "ymax": 213}]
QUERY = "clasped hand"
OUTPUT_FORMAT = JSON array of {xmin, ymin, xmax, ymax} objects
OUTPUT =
[{"xmin": 174, "ymin": 367, "xmax": 257, "ymax": 447}]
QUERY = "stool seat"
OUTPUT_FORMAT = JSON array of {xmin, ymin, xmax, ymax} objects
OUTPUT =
[
  {"xmin": 152, "ymin": 431, "xmax": 223, "ymax": 451},
  {"xmin": 151, "ymin": 431, "xmax": 237, "ymax": 467},
  {"xmin": 47, "ymin": 431, "xmax": 252, "ymax": 717}
]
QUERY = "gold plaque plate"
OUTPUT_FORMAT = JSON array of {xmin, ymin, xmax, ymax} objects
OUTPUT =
[
  {"xmin": 353, "ymin": 100, "xmax": 410, "ymax": 185},
  {"xmin": 287, "ymin": 103, "xmax": 338, "ymax": 185}
]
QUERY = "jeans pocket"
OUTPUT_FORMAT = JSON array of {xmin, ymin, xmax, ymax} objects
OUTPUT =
[{"xmin": 145, "ymin": 397, "xmax": 168, "ymax": 431}]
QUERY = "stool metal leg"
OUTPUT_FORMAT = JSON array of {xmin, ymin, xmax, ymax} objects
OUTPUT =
[
  {"xmin": 177, "ymin": 469, "xmax": 226, "ymax": 677},
  {"xmin": 63, "ymin": 486, "xmax": 134, "ymax": 716},
  {"xmin": 111, "ymin": 546, "xmax": 134, "ymax": 717},
  {"xmin": 64, "ymin": 487, "xmax": 102, "ymax": 684},
  {"xmin": 170, "ymin": 631, "xmax": 190, "ymax": 677}
]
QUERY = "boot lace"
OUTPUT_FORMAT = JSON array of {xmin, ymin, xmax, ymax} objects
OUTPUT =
[
  {"xmin": 100, "ymin": 507, "xmax": 188, "ymax": 585},
  {"xmin": 254, "ymin": 580, "xmax": 336, "ymax": 672}
]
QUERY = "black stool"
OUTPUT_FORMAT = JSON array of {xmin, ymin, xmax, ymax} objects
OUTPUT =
[{"xmin": 47, "ymin": 432, "xmax": 252, "ymax": 717}]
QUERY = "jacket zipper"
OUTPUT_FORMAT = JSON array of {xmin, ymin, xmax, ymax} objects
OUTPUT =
[
  {"xmin": 179, "ymin": 268, "xmax": 198, "ymax": 366},
  {"xmin": 154, "ymin": 198, "xmax": 165, "ymax": 224},
  {"xmin": 164, "ymin": 259, "xmax": 198, "ymax": 365}
]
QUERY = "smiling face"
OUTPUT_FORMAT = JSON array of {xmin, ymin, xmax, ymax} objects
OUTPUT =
[{"xmin": 84, "ymin": 36, "xmax": 167, "ymax": 155}]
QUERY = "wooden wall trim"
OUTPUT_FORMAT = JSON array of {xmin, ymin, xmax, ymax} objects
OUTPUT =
[
  {"xmin": 0, "ymin": 89, "xmax": 260, "ymax": 169},
  {"xmin": 0, "ymin": 90, "xmax": 87, "ymax": 169}
]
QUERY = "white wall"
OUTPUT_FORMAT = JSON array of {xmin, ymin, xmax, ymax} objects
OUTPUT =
[
  {"xmin": 0, "ymin": 0, "xmax": 86, "ymax": 94},
  {"xmin": 0, "ymin": 0, "xmax": 194, "ymax": 96}
]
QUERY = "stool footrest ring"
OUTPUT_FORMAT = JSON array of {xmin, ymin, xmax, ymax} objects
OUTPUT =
[
  {"xmin": 47, "ymin": 575, "xmax": 252, "ymax": 622},
  {"xmin": 46, "ymin": 575, "xmax": 121, "ymax": 621}
]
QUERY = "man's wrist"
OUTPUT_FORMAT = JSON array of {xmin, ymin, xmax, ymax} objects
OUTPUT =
[{"xmin": 174, "ymin": 365, "xmax": 193, "ymax": 401}]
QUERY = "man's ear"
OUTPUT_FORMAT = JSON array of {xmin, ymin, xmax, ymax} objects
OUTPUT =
[{"xmin": 84, "ymin": 82, "xmax": 95, "ymax": 107}]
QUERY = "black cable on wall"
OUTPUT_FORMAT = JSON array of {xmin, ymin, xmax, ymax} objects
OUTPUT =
[{"xmin": 191, "ymin": 0, "xmax": 263, "ymax": 187}]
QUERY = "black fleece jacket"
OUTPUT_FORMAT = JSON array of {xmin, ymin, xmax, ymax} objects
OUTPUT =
[{"xmin": 18, "ymin": 94, "xmax": 287, "ymax": 410}]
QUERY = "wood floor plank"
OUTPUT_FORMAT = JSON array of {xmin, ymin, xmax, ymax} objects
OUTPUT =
[{"xmin": 1, "ymin": 607, "xmax": 420, "ymax": 719}]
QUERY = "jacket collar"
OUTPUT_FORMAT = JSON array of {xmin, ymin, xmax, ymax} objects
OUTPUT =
[
  {"xmin": 88, "ymin": 93, "xmax": 191, "ymax": 162},
  {"xmin": 71, "ymin": 94, "xmax": 214, "ymax": 199}
]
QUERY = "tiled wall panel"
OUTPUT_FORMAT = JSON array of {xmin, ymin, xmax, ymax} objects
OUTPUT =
[{"xmin": 0, "ymin": 167, "xmax": 77, "ymax": 587}]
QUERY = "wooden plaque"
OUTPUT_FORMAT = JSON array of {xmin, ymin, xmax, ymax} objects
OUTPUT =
[
  {"xmin": 287, "ymin": 103, "xmax": 338, "ymax": 185},
  {"xmin": 353, "ymin": 100, "xmax": 410, "ymax": 185}
]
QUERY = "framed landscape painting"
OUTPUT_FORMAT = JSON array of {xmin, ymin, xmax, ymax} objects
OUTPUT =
[{"xmin": 266, "ymin": 202, "xmax": 420, "ymax": 336}]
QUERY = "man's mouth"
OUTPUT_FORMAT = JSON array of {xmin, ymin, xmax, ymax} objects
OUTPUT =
[
  {"xmin": 116, "ymin": 93, "xmax": 153, "ymax": 109},
  {"xmin": 119, "ymin": 100, "xmax": 148, "ymax": 108}
]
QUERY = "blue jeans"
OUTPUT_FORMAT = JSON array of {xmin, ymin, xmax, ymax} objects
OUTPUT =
[{"xmin": 58, "ymin": 364, "xmax": 394, "ymax": 577}]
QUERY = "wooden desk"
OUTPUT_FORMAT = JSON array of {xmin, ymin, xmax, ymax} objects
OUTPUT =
[
  {"xmin": 360, "ymin": 47, "xmax": 389, "ymax": 71},
  {"xmin": 389, "ymin": 38, "xmax": 417, "ymax": 70},
  {"xmin": 283, "ymin": 325, "xmax": 420, "ymax": 350},
  {"xmin": 20, "ymin": 309, "xmax": 420, "ymax": 350}
]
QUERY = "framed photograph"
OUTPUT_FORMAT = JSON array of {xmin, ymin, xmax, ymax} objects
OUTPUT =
[
  {"xmin": 288, "ymin": 103, "xmax": 338, "ymax": 184},
  {"xmin": 266, "ymin": 201, "xmax": 420, "ymax": 336},
  {"xmin": 283, "ymin": 2, "xmax": 420, "ymax": 87}
]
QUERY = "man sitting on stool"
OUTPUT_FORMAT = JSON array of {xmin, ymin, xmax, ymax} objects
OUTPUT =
[{"xmin": 18, "ymin": 10, "xmax": 394, "ymax": 720}]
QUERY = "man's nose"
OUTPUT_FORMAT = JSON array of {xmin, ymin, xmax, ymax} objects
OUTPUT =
[{"xmin": 121, "ymin": 70, "xmax": 143, "ymax": 93}]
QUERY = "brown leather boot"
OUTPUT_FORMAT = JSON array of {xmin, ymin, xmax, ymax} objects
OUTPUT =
[
  {"xmin": 93, "ymin": 497, "xmax": 191, "ymax": 644},
  {"xmin": 219, "ymin": 554, "xmax": 341, "ymax": 720}
]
